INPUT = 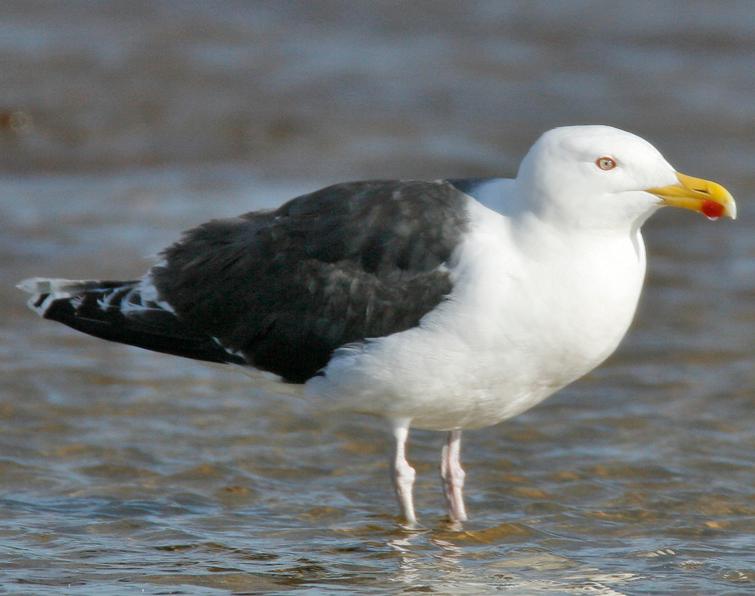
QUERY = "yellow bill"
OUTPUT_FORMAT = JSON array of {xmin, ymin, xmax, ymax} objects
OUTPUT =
[{"xmin": 648, "ymin": 172, "xmax": 737, "ymax": 220}]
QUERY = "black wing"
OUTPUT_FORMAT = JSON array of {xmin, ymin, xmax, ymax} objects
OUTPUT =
[{"xmin": 152, "ymin": 180, "xmax": 469, "ymax": 382}]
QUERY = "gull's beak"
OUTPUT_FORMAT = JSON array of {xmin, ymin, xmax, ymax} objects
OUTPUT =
[{"xmin": 648, "ymin": 172, "xmax": 737, "ymax": 220}]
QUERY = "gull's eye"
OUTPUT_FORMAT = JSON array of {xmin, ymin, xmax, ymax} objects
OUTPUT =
[{"xmin": 596, "ymin": 156, "xmax": 617, "ymax": 171}]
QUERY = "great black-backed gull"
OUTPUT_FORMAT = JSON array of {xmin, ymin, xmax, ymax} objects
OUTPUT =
[{"xmin": 19, "ymin": 125, "xmax": 736, "ymax": 525}]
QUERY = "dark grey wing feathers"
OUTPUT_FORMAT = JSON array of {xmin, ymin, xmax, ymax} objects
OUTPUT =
[{"xmin": 153, "ymin": 180, "xmax": 469, "ymax": 382}]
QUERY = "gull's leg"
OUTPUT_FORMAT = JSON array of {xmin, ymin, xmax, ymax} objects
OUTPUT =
[
  {"xmin": 391, "ymin": 421, "xmax": 417, "ymax": 525},
  {"xmin": 440, "ymin": 430, "xmax": 467, "ymax": 522}
]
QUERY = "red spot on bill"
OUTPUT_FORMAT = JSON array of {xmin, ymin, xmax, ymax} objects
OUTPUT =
[{"xmin": 701, "ymin": 200, "xmax": 725, "ymax": 220}]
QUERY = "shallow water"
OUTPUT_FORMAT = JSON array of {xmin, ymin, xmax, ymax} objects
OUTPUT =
[{"xmin": 1, "ymin": 2, "xmax": 754, "ymax": 594}]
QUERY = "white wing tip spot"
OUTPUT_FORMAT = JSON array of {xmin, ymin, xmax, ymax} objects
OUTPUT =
[{"xmin": 17, "ymin": 278, "xmax": 78, "ymax": 316}]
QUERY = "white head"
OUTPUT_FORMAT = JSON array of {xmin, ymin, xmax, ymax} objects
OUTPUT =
[{"xmin": 516, "ymin": 125, "xmax": 736, "ymax": 231}]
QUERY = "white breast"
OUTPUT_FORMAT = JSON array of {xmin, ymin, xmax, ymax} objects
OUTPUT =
[{"xmin": 307, "ymin": 196, "xmax": 647, "ymax": 431}]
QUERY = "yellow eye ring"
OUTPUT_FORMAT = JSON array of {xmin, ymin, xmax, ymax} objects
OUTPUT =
[{"xmin": 596, "ymin": 156, "xmax": 617, "ymax": 171}]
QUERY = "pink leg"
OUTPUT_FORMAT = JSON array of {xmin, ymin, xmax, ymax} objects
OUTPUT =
[
  {"xmin": 440, "ymin": 430, "xmax": 468, "ymax": 522},
  {"xmin": 391, "ymin": 422, "xmax": 417, "ymax": 525}
]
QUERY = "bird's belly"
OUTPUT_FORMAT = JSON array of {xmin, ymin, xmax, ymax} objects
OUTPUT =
[
  {"xmin": 307, "ymin": 233, "xmax": 645, "ymax": 431},
  {"xmin": 308, "ymin": 336, "xmax": 577, "ymax": 430},
  {"xmin": 307, "ymin": 292, "xmax": 638, "ymax": 431}
]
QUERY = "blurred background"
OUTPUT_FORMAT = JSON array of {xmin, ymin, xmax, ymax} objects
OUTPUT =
[{"xmin": 1, "ymin": 1, "xmax": 753, "ymax": 594}]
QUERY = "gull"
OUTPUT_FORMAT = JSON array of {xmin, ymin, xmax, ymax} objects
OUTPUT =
[{"xmin": 18, "ymin": 125, "xmax": 736, "ymax": 525}]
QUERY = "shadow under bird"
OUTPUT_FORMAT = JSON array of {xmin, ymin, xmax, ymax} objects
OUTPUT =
[{"xmin": 19, "ymin": 125, "xmax": 736, "ymax": 525}]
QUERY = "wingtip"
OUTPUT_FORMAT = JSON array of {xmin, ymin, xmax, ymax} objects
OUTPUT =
[
  {"xmin": 17, "ymin": 278, "xmax": 79, "ymax": 317},
  {"xmin": 17, "ymin": 277, "xmax": 45, "ymax": 294},
  {"xmin": 16, "ymin": 277, "xmax": 81, "ymax": 295}
]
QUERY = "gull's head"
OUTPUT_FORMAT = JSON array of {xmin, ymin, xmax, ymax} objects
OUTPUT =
[{"xmin": 516, "ymin": 125, "xmax": 736, "ymax": 230}]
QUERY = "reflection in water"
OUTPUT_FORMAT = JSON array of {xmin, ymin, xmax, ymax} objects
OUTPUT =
[
  {"xmin": 386, "ymin": 528, "xmax": 639, "ymax": 594},
  {"xmin": 1, "ymin": 1, "xmax": 753, "ymax": 594},
  {"xmin": 389, "ymin": 532, "xmax": 480, "ymax": 593}
]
